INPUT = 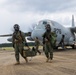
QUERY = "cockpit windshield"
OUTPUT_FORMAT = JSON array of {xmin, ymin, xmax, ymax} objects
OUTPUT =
[
  {"xmin": 43, "ymin": 21, "xmax": 47, "ymax": 25},
  {"xmin": 34, "ymin": 20, "xmax": 52, "ymax": 29}
]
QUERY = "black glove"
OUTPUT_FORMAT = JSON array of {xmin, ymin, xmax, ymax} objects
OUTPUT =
[
  {"xmin": 13, "ymin": 44, "xmax": 15, "ymax": 48},
  {"xmin": 43, "ymin": 41, "xmax": 45, "ymax": 44},
  {"xmin": 25, "ymin": 42, "xmax": 28, "ymax": 46}
]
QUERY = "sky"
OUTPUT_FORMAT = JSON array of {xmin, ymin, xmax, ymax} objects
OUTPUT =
[{"xmin": 0, "ymin": 0, "xmax": 76, "ymax": 43}]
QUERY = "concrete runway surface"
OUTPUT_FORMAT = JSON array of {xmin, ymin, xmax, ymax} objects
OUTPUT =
[{"xmin": 0, "ymin": 48, "xmax": 76, "ymax": 75}]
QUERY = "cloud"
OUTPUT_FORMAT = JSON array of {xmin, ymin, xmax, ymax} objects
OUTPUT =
[
  {"xmin": 0, "ymin": 0, "xmax": 76, "ymax": 43},
  {"xmin": 2, "ymin": 0, "xmax": 76, "ymax": 13},
  {"xmin": 0, "ymin": 0, "xmax": 76, "ymax": 31}
]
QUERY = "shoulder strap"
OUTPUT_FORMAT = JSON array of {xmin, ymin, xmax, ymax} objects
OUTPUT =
[{"xmin": 19, "ymin": 31, "xmax": 24, "ymax": 41}]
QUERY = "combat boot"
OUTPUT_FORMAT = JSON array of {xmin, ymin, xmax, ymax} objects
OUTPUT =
[
  {"xmin": 14, "ymin": 61, "xmax": 20, "ymax": 65},
  {"xmin": 46, "ymin": 58, "xmax": 49, "ymax": 62},
  {"xmin": 39, "ymin": 52, "xmax": 41, "ymax": 55},
  {"xmin": 49, "ymin": 59, "xmax": 52, "ymax": 63},
  {"xmin": 25, "ymin": 57, "xmax": 28, "ymax": 63}
]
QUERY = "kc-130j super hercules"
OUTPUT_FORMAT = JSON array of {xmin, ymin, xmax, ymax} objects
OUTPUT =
[{"xmin": 0, "ymin": 15, "xmax": 76, "ymax": 49}]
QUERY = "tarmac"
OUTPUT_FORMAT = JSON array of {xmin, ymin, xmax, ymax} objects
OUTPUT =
[{"xmin": 0, "ymin": 48, "xmax": 76, "ymax": 75}]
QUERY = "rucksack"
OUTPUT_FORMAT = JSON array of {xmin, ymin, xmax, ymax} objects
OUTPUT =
[{"xmin": 51, "ymin": 32, "xmax": 57, "ymax": 47}]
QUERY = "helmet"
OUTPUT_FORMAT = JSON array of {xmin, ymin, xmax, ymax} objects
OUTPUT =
[
  {"xmin": 45, "ymin": 24, "xmax": 51, "ymax": 31},
  {"xmin": 14, "ymin": 24, "xmax": 20, "ymax": 31}
]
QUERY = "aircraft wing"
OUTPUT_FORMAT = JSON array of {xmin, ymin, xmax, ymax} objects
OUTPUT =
[
  {"xmin": 68, "ymin": 27, "xmax": 76, "ymax": 34},
  {"xmin": 70, "ymin": 27, "xmax": 76, "ymax": 33},
  {"xmin": 0, "ymin": 32, "xmax": 31, "ymax": 37},
  {"xmin": 0, "ymin": 34, "xmax": 12, "ymax": 37}
]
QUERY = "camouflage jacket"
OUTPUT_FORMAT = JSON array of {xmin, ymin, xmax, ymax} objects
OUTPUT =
[
  {"xmin": 35, "ymin": 39, "xmax": 40, "ymax": 46},
  {"xmin": 42, "ymin": 31, "xmax": 56, "ymax": 45},
  {"xmin": 12, "ymin": 31, "xmax": 26, "ymax": 44}
]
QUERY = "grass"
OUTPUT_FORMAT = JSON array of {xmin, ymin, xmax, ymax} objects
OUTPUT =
[{"xmin": 0, "ymin": 47, "xmax": 13, "ymax": 51}]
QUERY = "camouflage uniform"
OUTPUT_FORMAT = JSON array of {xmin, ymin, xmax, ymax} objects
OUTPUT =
[
  {"xmin": 43, "ymin": 31, "xmax": 53, "ymax": 61},
  {"xmin": 12, "ymin": 24, "xmax": 29, "ymax": 64},
  {"xmin": 35, "ymin": 37, "xmax": 41, "ymax": 55},
  {"xmin": 42, "ymin": 24, "xmax": 56, "ymax": 62},
  {"xmin": 59, "ymin": 35, "xmax": 65, "ymax": 49}
]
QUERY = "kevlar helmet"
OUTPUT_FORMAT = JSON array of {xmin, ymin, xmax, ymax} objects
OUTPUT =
[
  {"xmin": 45, "ymin": 24, "xmax": 51, "ymax": 31},
  {"xmin": 14, "ymin": 24, "xmax": 20, "ymax": 31}
]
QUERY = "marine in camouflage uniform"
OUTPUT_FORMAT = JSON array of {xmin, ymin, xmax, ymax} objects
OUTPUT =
[
  {"xmin": 59, "ymin": 35, "xmax": 65, "ymax": 49},
  {"xmin": 12, "ymin": 24, "xmax": 30, "ymax": 65},
  {"xmin": 42, "ymin": 24, "xmax": 56, "ymax": 62},
  {"xmin": 35, "ymin": 37, "xmax": 41, "ymax": 55}
]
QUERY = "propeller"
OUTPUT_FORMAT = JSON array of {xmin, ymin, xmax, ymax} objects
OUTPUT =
[
  {"xmin": 25, "ymin": 23, "xmax": 36, "ymax": 37},
  {"xmin": 0, "ymin": 23, "xmax": 36, "ymax": 43},
  {"xmin": 28, "ymin": 23, "xmax": 36, "ymax": 32}
]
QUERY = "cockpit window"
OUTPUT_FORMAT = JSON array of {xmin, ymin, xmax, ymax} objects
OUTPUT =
[
  {"xmin": 43, "ymin": 21, "xmax": 47, "ymax": 24},
  {"xmin": 34, "ymin": 20, "xmax": 52, "ymax": 29}
]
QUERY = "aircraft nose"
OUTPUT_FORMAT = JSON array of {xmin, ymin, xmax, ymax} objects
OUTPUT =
[{"xmin": 31, "ymin": 29, "xmax": 45, "ymax": 40}]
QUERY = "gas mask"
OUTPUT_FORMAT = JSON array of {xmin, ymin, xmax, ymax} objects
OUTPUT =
[
  {"xmin": 45, "ymin": 24, "xmax": 51, "ymax": 32},
  {"xmin": 14, "ymin": 24, "xmax": 19, "ymax": 31}
]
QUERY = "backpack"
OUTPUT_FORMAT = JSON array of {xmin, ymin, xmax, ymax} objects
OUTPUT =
[
  {"xmin": 23, "ymin": 47, "xmax": 37, "ymax": 57},
  {"xmin": 51, "ymin": 32, "xmax": 57, "ymax": 47}
]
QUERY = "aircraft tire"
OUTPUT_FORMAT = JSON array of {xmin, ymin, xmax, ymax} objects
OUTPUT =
[{"xmin": 72, "ymin": 45, "xmax": 76, "ymax": 49}]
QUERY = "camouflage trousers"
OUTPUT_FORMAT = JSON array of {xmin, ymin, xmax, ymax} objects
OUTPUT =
[
  {"xmin": 35, "ymin": 45, "xmax": 41, "ymax": 54},
  {"xmin": 14, "ymin": 43, "xmax": 25, "ymax": 62},
  {"xmin": 44, "ymin": 43, "xmax": 53, "ymax": 60}
]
